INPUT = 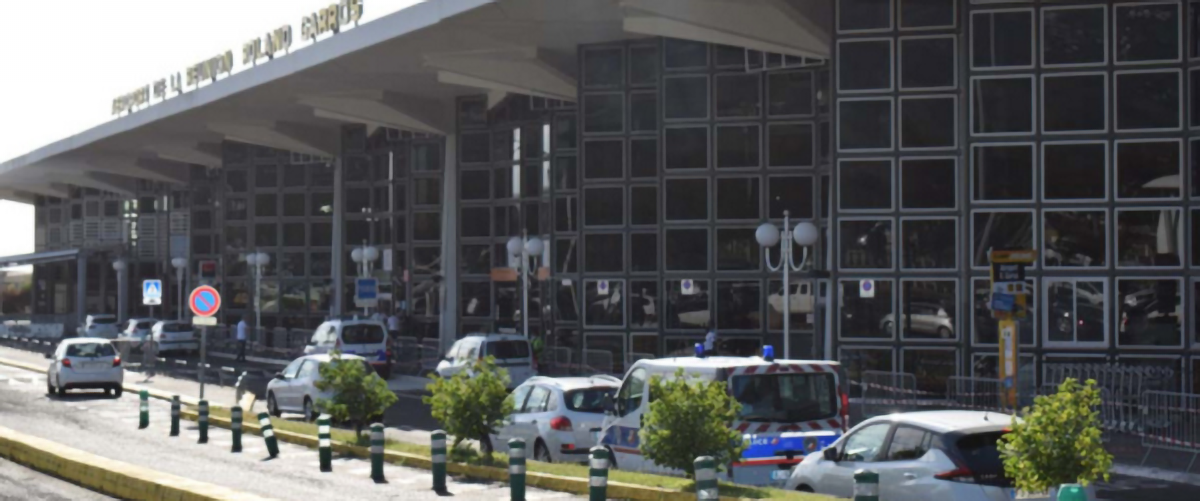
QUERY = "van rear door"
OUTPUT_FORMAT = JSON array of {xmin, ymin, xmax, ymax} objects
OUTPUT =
[
  {"xmin": 339, "ymin": 324, "xmax": 388, "ymax": 363},
  {"xmin": 484, "ymin": 339, "xmax": 534, "ymax": 386},
  {"xmin": 729, "ymin": 368, "xmax": 842, "ymax": 469}
]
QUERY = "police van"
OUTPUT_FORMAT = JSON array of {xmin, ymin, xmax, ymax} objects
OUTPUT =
[{"xmin": 599, "ymin": 345, "xmax": 848, "ymax": 486}]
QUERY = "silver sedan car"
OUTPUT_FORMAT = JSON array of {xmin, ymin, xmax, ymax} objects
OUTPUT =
[{"xmin": 485, "ymin": 376, "xmax": 619, "ymax": 463}]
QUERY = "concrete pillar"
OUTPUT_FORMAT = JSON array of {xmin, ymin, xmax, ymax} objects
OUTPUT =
[
  {"xmin": 332, "ymin": 157, "xmax": 345, "ymax": 317},
  {"xmin": 76, "ymin": 251, "xmax": 88, "ymax": 327},
  {"xmin": 439, "ymin": 134, "xmax": 458, "ymax": 355},
  {"xmin": 116, "ymin": 261, "xmax": 128, "ymax": 322}
]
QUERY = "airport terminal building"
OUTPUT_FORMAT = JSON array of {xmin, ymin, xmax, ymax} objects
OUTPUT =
[{"xmin": 2, "ymin": 0, "xmax": 1199, "ymax": 394}]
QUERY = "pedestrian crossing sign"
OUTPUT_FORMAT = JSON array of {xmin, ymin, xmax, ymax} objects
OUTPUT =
[{"xmin": 142, "ymin": 279, "xmax": 163, "ymax": 306}]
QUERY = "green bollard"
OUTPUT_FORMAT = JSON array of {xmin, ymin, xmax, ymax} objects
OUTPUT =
[
  {"xmin": 1057, "ymin": 484, "xmax": 1087, "ymax": 501},
  {"xmin": 231, "ymin": 406, "xmax": 243, "ymax": 453},
  {"xmin": 853, "ymin": 469, "xmax": 879, "ymax": 501},
  {"xmin": 588, "ymin": 446, "xmax": 609, "ymax": 501},
  {"xmin": 370, "ymin": 423, "xmax": 385, "ymax": 482},
  {"xmin": 198, "ymin": 400, "xmax": 209, "ymax": 444},
  {"xmin": 138, "ymin": 390, "xmax": 149, "ymax": 429},
  {"xmin": 694, "ymin": 456, "xmax": 718, "ymax": 501},
  {"xmin": 257, "ymin": 412, "xmax": 279, "ymax": 458},
  {"xmin": 431, "ymin": 430, "xmax": 447, "ymax": 492},
  {"xmin": 318, "ymin": 414, "xmax": 332, "ymax": 472},
  {"xmin": 169, "ymin": 395, "xmax": 180, "ymax": 437},
  {"xmin": 508, "ymin": 438, "xmax": 526, "ymax": 501}
]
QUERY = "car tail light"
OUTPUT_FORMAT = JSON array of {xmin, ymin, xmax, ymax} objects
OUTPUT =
[
  {"xmin": 934, "ymin": 458, "xmax": 976, "ymax": 483},
  {"xmin": 61, "ymin": 358, "xmax": 72, "ymax": 368},
  {"xmin": 839, "ymin": 390, "xmax": 850, "ymax": 432},
  {"xmin": 113, "ymin": 356, "xmax": 122, "ymax": 367},
  {"xmin": 549, "ymin": 416, "xmax": 573, "ymax": 431}
]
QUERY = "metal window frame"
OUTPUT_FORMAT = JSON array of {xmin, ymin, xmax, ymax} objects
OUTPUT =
[
  {"xmin": 663, "ymin": 125, "xmax": 711, "ymax": 171},
  {"xmin": 1040, "ymin": 71, "xmax": 1110, "ymax": 135},
  {"xmin": 714, "ymin": 72, "xmax": 764, "ymax": 119},
  {"xmin": 663, "ymin": 227, "xmax": 712, "ymax": 273},
  {"xmin": 969, "ymin": 74, "xmax": 1036, "ymax": 137},
  {"xmin": 837, "ymin": 278, "xmax": 898, "ymax": 342},
  {"xmin": 900, "ymin": 156, "xmax": 959, "ymax": 212},
  {"xmin": 899, "ymin": 216, "xmax": 960, "ymax": 272},
  {"xmin": 767, "ymin": 121, "xmax": 817, "ymax": 168},
  {"xmin": 584, "ymin": 278, "xmax": 628, "ymax": 329},
  {"xmin": 1114, "ymin": 206, "xmax": 1185, "ymax": 270},
  {"xmin": 899, "ymin": 34, "xmax": 959, "ymax": 92},
  {"xmin": 836, "ymin": 0, "xmax": 895, "ymax": 35},
  {"xmin": 899, "ymin": 0, "xmax": 957, "ymax": 31},
  {"xmin": 1113, "ymin": 68, "xmax": 1184, "ymax": 133},
  {"xmin": 969, "ymin": 208, "xmax": 1038, "ymax": 270},
  {"xmin": 969, "ymin": 276, "xmax": 1038, "ymax": 348},
  {"xmin": 663, "ymin": 74, "xmax": 712, "ymax": 122},
  {"xmin": 1041, "ymin": 3, "xmax": 1109, "ymax": 69},
  {"xmin": 969, "ymin": 8, "xmax": 1037, "ymax": 72},
  {"xmin": 899, "ymin": 94, "xmax": 959, "ymax": 151},
  {"xmin": 1041, "ymin": 277, "xmax": 1110, "ymax": 349},
  {"xmin": 1114, "ymin": 276, "xmax": 1186, "ymax": 349},
  {"xmin": 836, "ymin": 38, "xmax": 896, "ymax": 94},
  {"xmin": 1114, "ymin": 138, "xmax": 1184, "ymax": 202},
  {"xmin": 838, "ymin": 157, "xmax": 896, "ymax": 213},
  {"xmin": 970, "ymin": 142, "xmax": 1037, "ymax": 204},
  {"xmin": 714, "ymin": 123, "xmax": 763, "ymax": 170},
  {"xmin": 1112, "ymin": 1, "xmax": 1184, "ymax": 66},
  {"xmin": 897, "ymin": 277, "xmax": 961, "ymax": 342},
  {"xmin": 1041, "ymin": 140, "xmax": 1110, "ymax": 203},
  {"xmin": 582, "ymin": 92, "xmax": 627, "ymax": 135},
  {"xmin": 714, "ymin": 175, "xmax": 763, "ymax": 222},
  {"xmin": 663, "ymin": 176, "xmax": 712, "ymax": 223},
  {"xmin": 838, "ymin": 216, "xmax": 897, "ymax": 272},
  {"xmin": 1041, "ymin": 207, "xmax": 1111, "ymax": 270},
  {"xmin": 766, "ymin": 69, "xmax": 817, "ymax": 118}
]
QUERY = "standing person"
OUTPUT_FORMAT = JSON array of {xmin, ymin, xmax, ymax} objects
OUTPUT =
[
  {"xmin": 140, "ymin": 334, "xmax": 158, "ymax": 382},
  {"xmin": 236, "ymin": 316, "xmax": 248, "ymax": 362},
  {"xmin": 387, "ymin": 310, "xmax": 401, "ymax": 339},
  {"xmin": 703, "ymin": 330, "xmax": 717, "ymax": 356}
]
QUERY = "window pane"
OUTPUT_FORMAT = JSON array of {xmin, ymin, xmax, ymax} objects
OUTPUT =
[
  {"xmin": 1044, "ymin": 210, "xmax": 1106, "ymax": 268},
  {"xmin": 1046, "ymin": 280, "xmax": 1106, "ymax": 343},
  {"xmin": 461, "ymin": 170, "xmax": 490, "ymax": 200},
  {"xmin": 256, "ymin": 165, "xmax": 278, "ymax": 188},
  {"xmin": 664, "ymin": 38, "xmax": 708, "ymax": 69},
  {"xmin": 555, "ymin": 156, "xmax": 577, "ymax": 191},
  {"xmin": 414, "ymin": 178, "xmax": 441, "ymax": 206},
  {"xmin": 585, "ymin": 187, "xmax": 623, "ymax": 226},
  {"xmin": 584, "ymin": 94, "xmax": 624, "ymax": 133},
  {"xmin": 665, "ymin": 229, "xmax": 709, "ymax": 271},
  {"xmin": 664, "ymin": 76, "xmax": 709, "ymax": 120},
  {"xmin": 413, "ymin": 212, "xmax": 441, "ymax": 241},
  {"xmin": 900, "ymin": 0, "xmax": 954, "ymax": 29},
  {"xmin": 555, "ymin": 196, "xmax": 578, "ymax": 232},
  {"xmin": 1116, "ymin": 71, "xmax": 1180, "ymax": 130},
  {"xmin": 838, "ymin": 99, "xmax": 892, "ymax": 150},
  {"xmin": 586, "ymin": 280, "xmax": 624, "ymax": 326},
  {"xmin": 1115, "ymin": 3, "xmax": 1180, "ymax": 63},
  {"xmin": 717, "ymin": 178, "xmax": 760, "ymax": 220},
  {"xmin": 840, "ymin": 279, "xmax": 894, "ymax": 339},
  {"xmin": 902, "ymin": 219, "xmax": 956, "ymax": 269},
  {"xmin": 282, "ymin": 223, "xmax": 305, "ymax": 247},
  {"xmin": 255, "ymin": 223, "xmax": 277, "ymax": 247},
  {"xmin": 972, "ymin": 211, "xmax": 1033, "ymax": 267},
  {"xmin": 665, "ymin": 279, "xmax": 710, "ymax": 329},
  {"xmin": 461, "ymin": 282, "xmax": 491, "ymax": 318},
  {"xmin": 584, "ymin": 140, "xmax": 623, "ymax": 179},
  {"xmin": 972, "ymin": 11, "xmax": 1032, "ymax": 68},
  {"xmin": 555, "ymin": 238, "xmax": 577, "ymax": 274},
  {"xmin": 630, "ymin": 139, "xmax": 658, "ymax": 178},
  {"xmin": 311, "ymin": 192, "xmax": 333, "ymax": 216},
  {"xmin": 716, "ymin": 73, "xmax": 761, "ymax": 117},
  {"xmin": 839, "ymin": 40, "xmax": 892, "ymax": 91},
  {"xmin": 1043, "ymin": 74, "xmax": 1105, "ymax": 132},
  {"xmin": 769, "ymin": 176, "xmax": 814, "ymax": 219},
  {"xmin": 717, "ymin": 125, "xmax": 760, "ymax": 169},
  {"xmin": 583, "ymin": 47, "xmax": 623, "ymax": 88},
  {"xmin": 972, "ymin": 278, "xmax": 1035, "ymax": 345},
  {"xmin": 631, "ymin": 186, "xmax": 658, "ymax": 225},
  {"xmin": 1117, "ymin": 209, "xmax": 1183, "ymax": 267},
  {"xmin": 840, "ymin": 347, "xmax": 894, "ymax": 397},
  {"xmin": 900, "ymin": 158, "xmax": 955, "ymax": 209},
  {"xmin": 1044, "ymin": 143, "xmax": 1106, "ymax": 200},
  {"xmin": 631, "ymin": 233, "xmax": 658, "ymax": 272},
  {"xmin": 555, "ymin": 114, "xmax": 577, "ymax": 150},
  {"xmin": 840, "ymin": 219, "xmax": 893, "ymax": 269},
  {"xmin": 839, "ymin": 0, "xmax": 891, "ymax": 32},
  {"xmin": 717, "ymin": 281, "xmax": 761, "ymax": 330},
  {"xmin": 900, "ymin": 37, "xmax": 954, "ymax": 91},
  {"xmin": 255, "ymin": 194, "xmax": 277, "ymax": 217},
  {"xmin": 310, "ymin": 222, "xmax": 332, "ymax": 246},
  {"xmin": 1118, "ymin": 279, "xmax": 1181, "ymax": 347},
  {"xmin": 840, "ymin": 160, "xmax": 892, "ymax": 210},
  {"xmin": 1116, "ymin": 140, "xmax": 1181, "ymax": 199},
  {"xmin": 898, "ymin": 280, "xmax": 956, "ymax": 340},
  {"xmin": 769, "ymin": 123, "xmax": 814, "ymax": 167},
  {"xmin": 630, "ymin": 93, "xmax": 658, "ymax": 132},
  {"xmin": 973, "ymin": 144, "xmax": 1033, "ymax": 201},
  {"xmin": 283, "ymin": 194, "xmax": 305, "ymax": 217},
  {"xmin": 903, "ymin": 349, "xmax": 956, "ymax": 395},
  {"xmin": 972, "ymin": 77, "xmax": 1033, "ymax": 134},
  {"xmin": 1043, "ymin": 6, "xmax": 1106, "ymax": 66},
  {"xmin": 630, "ymin": 45, "xmax": 659, "ymax": 85},
  {"xmin": 585, "ymin": 234, "xmax": 623, "ymax": 272},
  {"xmin": 461, "ymin": 132, "xmax": 490, "ymax": 164},
  {"xmin": 901, "ymin": 97, "xmax": 954, "ymax": 148},
  {"xmin": 461, "ymin": 207, "xmax": 490, "ymax": 238},
  {"xmin": 716, "ymin": 228, "xmax": 759, "ymax": 271},
  {"xmin": 666, "ymin": 178, "xmax": 709, "ymax": 221},
  {"xmin": 665, "ymin": 127, "xmax": 709, "ymax": 170},
  {"xmin": 461, "ymin": 244, "xmax": 491, "ymax": 275},
  {"xmin": 768, "ymin": 71, "xmax": 814, "ymax": 116},
  {"xmin": 630, "ymin": 281, "xmax": 659, "ymax": 328}
]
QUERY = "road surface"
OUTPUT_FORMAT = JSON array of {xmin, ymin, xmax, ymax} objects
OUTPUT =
[{"xmin": 0, "ymin": 458, "xmax": 113, "ymax": 501}]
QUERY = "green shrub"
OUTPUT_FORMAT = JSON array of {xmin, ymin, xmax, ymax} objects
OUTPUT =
[
  {"xmin": 314, "ymin": 351, "xmax": 398, "ymax": 437},
  {"xmin": 640, "ymin": 368, "xmax": 745, "ymax": 477},
  {"xmin": 423, "ymin": 356, "xmax": 513, "ymax": 452},
  {"xmin": 1000, "ymin": 378, "xmax": 1112, "ymax": 493}
]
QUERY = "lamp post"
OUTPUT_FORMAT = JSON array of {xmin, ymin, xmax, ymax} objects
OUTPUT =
[
  {"xmin": 506, "ymin": 232, "xmax": 543, "ymax": 338},
  {"xmin": 171, "ymin": 257, "xmax": 187, "ymax": 321},
  {"xmin": 0, "ymin": 271, "xmax": 6, "ymax": 317},
  {"xmin": 112, "ymin": 259, "xmax": 127, "ymax": 322},
  {"xmin": 244, "ymin": 251, "xmax": 270, "ymax": 344},
  {"xmin": 350, "ymin": 242, "xmax": 380, "ymax": 315},
  {"xmin": 756, "ymin": 211, "xmax": 820, "ymax": 360}
]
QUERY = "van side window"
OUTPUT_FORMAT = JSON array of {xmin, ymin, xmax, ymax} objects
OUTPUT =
[{"xmin": 616, "ymin": 368, "xmax": 647, "ymax": 417}]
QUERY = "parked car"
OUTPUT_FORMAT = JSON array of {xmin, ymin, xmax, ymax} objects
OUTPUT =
[
  {"xmin": 303, "ymin": 318, "xmax": 391, "ymax": 379},
  {"xmin": 46, "ymin": 337, "xmax": 124, "ymax": 397},
  {"xmin": 880, "ymin": 303, "xmax": 954, "ymax": 338},
  {"xmin": 117, "ymin": 318, "xmax": 156, "ymax": 351},
  {"xmin": 784, "ymin": 410, "xmax": 1015, "ymax": 501},
  {"xmin": 484, "ymin": 375, "xmax": 620, "ymax": 463},
  {"xmin": 78, "ymin": 314, "xmax": 120, "ymax": 339},
  {"xmin": 152, "ymin": 320, "xmax": 198, "ymax": 355},
  {"xmin": 266, "ymin": 353, "xmax": 375, "ymax": 421},
  {"xmin": 436, "ymin": 334, "xmax": 535, "ymax": 389}
]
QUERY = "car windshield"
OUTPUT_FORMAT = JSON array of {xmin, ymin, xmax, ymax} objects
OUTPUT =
[
  {"xmin": 565, "ymin": 387, "xmax": 616, "ymax": 413},
  {"xmin": 730, "ymin": 373, "xmax": 837, "ymax": 423},
  {"xmin": 67, "ymin": 343, "xmax": 115, "ymax": 357},
  {"xmin": 343, "ymin": 324, "xmax": 385, "ymax": 344},
  {"xmin": 136, "ymin": 322, "xmax": 154, "ymax": 329},
  {"xmin": 954, "ymin": 432, "xmax": 1011, "ymax": 487},
  {"xmin": 92, "ymin": 317, "xmax": 117, "ymax": 325},
  {"xmin": 320, "ymin": 359, "xmax": 376, "ymax": 376},
  {"xmin": 485, "ymin": 340, "xmax": 530, "ymax": 359},
  {"xmin": 162, "ymin": 323, "xmax": 191, "ymax": 333}
]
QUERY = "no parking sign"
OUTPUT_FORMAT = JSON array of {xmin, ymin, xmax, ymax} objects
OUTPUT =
[{"xmin": 189, "ymin": 286, "xmax": 222, "ymax": 317}]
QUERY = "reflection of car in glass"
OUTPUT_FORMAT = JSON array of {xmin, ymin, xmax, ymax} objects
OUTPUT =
[
  {"xmin": 768, "ymin": 282, "xmax": 814, "ymax": 316},
  {"xmin": 628, "ymin": 291, "xmax": 657, "ymax": 326},
  {"xmin": 879, "ymin": 303, "xmax": 953, "ymax": 338},
  {"xmin": 673, "ymin": 292, "xmax": 710, "ymax": 328}
]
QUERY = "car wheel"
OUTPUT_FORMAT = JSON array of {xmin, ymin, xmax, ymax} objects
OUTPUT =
[
  {"xmin": 112, "ymin": 385, "xmax": 123, "ymax": 398},
  {"xmin": 534, "ymin": 440, "xmax": 552, "ymax": 463},
  {"xmin": 479, "ymin": 435, "xmax": 494, "ymax": 456},
  {"xmin": 937, "ymin": 326, "xmax": 952, "ymax": 339},
  {"xmin": 268, "ymin": 392, "xmax": 281, "ymax": 418},
  {"xmin": 378, "ymin": 365, "xmax": 392, "ymax": 380},
  {"xmin": 303, "ymin": 398, "xmax": 316, "ymax": 422},
  {"xmin": 797, "ymin": 485, "xmax": 814, "ymax": 493},
  {"xmin": 56, "ymin": 376, "xmax": 65, "ymax": 395}
]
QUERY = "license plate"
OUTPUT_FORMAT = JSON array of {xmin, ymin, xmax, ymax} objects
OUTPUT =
[{"xmin": 770, "ymin": 470, "xmax": 791, "ymax": 481}]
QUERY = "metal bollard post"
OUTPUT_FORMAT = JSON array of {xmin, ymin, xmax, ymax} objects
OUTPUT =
[
  {"xmin": 588, "ymin": 446, "xmax": 608, "ymax": 501},
  {"xmin": 318, "ymin": 414, "xmax": 332, "ymax": 472},
  {"xmin": 138, "ymin": 390, "xmax": 149, "ymax": 429},
  {"xmin": 258, "ymin": 412, "xmax": 279, "ymax": 458},
  {"xmin": 169, "ymin": 395, "xmax": 180, "ymax": 436},
  {"xmin": 694, "ymin": 456, "xmax": 718, "ymax": 501},
  {"xmin": 431, "ymin": 430, "xmax": 447, "ymax": 492},
  {"xmin": 853, "ymin": 469, "xmax": 879, "ymax": 501},
  {"xmin": 370, "ymin": 423, "xmax": 385, "ymax": 482},
  {"xmin": 508, "ymin": 438, "xmax": 526, "ymax": 501},
  {"xmin": 198, "ymin": 400, "xmax": 209, "ymax": 444},
  {"xmin": 231, "ymin": 406, "xmax": 243, "ymax": 453}
]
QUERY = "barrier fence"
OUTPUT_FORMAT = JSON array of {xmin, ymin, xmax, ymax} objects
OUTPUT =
[
  {"xmin": 860, "ymin": 371, "xmax": 924, "ymax": 418},
  {"xmin": 1140, "ymin": 391, "xmax": 1200, "ymax": 469},
  {"xmin": 946, "ymin": 376, "xmax": 1005, "ymax": 412}
]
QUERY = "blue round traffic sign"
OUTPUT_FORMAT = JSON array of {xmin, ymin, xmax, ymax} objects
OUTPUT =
[{"xmin": 189, "ymin": 285, "xmax": 222, "ymax": 317}]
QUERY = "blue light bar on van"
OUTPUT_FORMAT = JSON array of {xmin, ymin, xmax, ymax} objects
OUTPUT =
[
  {"xmin": 695, "ymin": 343, "xmax": 705, "ymax": 358},
  {"xmin": 762, "ymin": 345, "xmax": 775, "ymax": 362}
]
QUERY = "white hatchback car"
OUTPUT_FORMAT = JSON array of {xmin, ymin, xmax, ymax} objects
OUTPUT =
[
  {"xmin": 266, "ymin": 353, "xmax": 376, "ymax": 422},
  {"xmin": 152, "ymin": 320, "xmax": 198, "ymax": 354},
  {"xmin": 485, "ymin": 376, "xmax": 619, "ymax": 463},
  {"xmin": 46, "ymin": 338, "xmax": 124, "ymax": 397},
  {"xmin": 784, "ymin": 411, "xmax": 1016, "ymax": 501},
  {"xmin": 79, "ymin": 314, "xmax": 120, "ymax": 339}
]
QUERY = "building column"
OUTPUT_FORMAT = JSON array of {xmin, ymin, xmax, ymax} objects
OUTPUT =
[
  {"xmin": 76, "ymin": 251, "xmax": 88, "ymax": 327},
  {"xmin": 439, "ymin": 134, "xmax": 459, "ymax": 355},
  {"xmin": 332, "ymin": 157, "xmax": 345, "ymax": 317},
  {"xmin": 116, "ymin": 260, "xmax": 128, "ymax": 322}
]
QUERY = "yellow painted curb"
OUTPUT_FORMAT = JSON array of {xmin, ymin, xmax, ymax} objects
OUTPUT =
[{"xmin": 0, "ymin": 424, "xmax": 272, "ymax": 501}]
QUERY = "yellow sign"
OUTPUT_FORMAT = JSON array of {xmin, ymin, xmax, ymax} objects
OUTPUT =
[
  {"xmin": 301, "ymin": 0, "xmax": 364, "ymax": 42},
  {"xmin": 990, "ymin": 250, "xmax": 1038, "ymax": 264},
  {"xmin": 998, "ymin": 319, "xmax": 1018, "ymax": 409}
]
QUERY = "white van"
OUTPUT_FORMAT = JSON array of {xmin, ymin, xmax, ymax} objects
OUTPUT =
[
  {"xmin": 304, "ymin": 318, "xmax": 391, "ymax": 379},
  {"xmin": 436, "ymin": 334, "xmax": 535, "ymax": 390},
  {"xmin": 599, "ymin": 346, "xmax": 848, "ymax": 487}
]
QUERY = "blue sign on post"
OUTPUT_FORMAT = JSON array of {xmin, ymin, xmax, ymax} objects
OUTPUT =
[
  {"xmin": 142, "ymin": 279, "xmax": 163, "ymax": 306},
  {"xmin": 992, "ymin": 292, "xmax": 1015, "ymax": 312},
  {"xmin": 355, "ymin": 278, "xmax": 379, "ymax": 308}
]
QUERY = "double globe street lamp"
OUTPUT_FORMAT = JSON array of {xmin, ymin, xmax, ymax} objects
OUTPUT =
[
  {"xmin": 171, "ymin": 257, "xmax": 187, "ymax": 321},
  {"xmin": 756, "ymin": 210, "xmax": 820, "ymax": 360},
  {"xmin": 506, "ymin": 233, "xmax": 543, "ymax": 338},
  {"xmin": 244, "ymin": 251, "xmax": 270, "ymax": 343}
]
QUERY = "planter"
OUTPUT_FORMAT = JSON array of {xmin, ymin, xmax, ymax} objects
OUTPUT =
[{"xmin": 1017, "ymin": 483, "xmax": 1095, "ymax": 500}]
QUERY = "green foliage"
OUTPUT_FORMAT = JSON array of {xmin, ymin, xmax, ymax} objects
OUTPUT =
[
  {"xmin": 640, "ymin": 368, "xmax": 746, "ymax": 478},
  {"xmin": 314, "ymin": 351, "xmax": 398, "ymax": 437},
  {"xmin": 423, "ymin": 356, "xmax": 513, "ymax": 451},
  {"xmin": 1000, "ymin": 378, "xmax": 1113, "ymax": 492}
]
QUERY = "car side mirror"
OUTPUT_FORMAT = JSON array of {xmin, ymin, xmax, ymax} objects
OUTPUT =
[
  {"xmin": 823, "ymin": 447, "xmax": 839, "ymax": 462},
  {"xmin": 273, "ymin": 372, "xmax": 284, "ymax": 380}
]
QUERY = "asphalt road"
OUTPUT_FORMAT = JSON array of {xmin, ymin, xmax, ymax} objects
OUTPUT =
[{"xmin": 0, "ymin": 458, "xmax": 113, "ymax": 501}]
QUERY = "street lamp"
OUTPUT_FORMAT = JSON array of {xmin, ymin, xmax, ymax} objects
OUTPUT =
[
  {"xmin": 244, "ymin": 251, "xmax": 270, "ymax": 343},
  {"xmin": 112, "ymin": 259, "xmax": 127, "ymax": 321},
  {"xmin": 756, "ymin": 210, "xmax": 819, "ymax": 360},
  {"xmin": 171, "ymin": 257, "xmax": 187, "ymax": 321},
  {"xmin": 507, "ymin": 232, "xmax": 543, "ymax": 338}
]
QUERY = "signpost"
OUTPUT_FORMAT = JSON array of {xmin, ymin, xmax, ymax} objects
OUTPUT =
[
  {"xmin": 143, "ymin": 279, "xmax": 163, "ymax": 306},
  {"xmin": 189, "ymin": 285, "xmax": 222, "ymax": 400},
  {"xmin": 859, "ymin": 279, "xmax": 875, "ymax": 299},
  {"xmin": 355, "ymin": 277, "xmax": 379, "ymax": 310},
  {"xmin": 989, "ymin": 250, "xmax": 1036, "ymax": 411}
]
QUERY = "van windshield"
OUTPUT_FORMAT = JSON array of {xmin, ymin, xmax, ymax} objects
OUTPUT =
[
  {"xmin": 485, "ymin": 340, "xmax": 530, "ymax": 359},
  {"xmin": 730, "ymin": 373, "xmax": 837, "ymax": 423},
  {"xmin": 92, "ymin": 317, "xmax": 117, "ymax": 325},
  {"xmin": 343, "ymin": 324, "xmax": 385, "ymax": 344}
]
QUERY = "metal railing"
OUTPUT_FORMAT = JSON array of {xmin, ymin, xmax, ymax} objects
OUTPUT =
[
  {"xmin": 582, "ymin": 349, "xmax": 615, "ymax": 376},
  {"xmin": 860, "ymin": 370, "xmax": 922, "ymax": 418},
  {"xmin": 946, "ymin": 376, "xmax": 1006, "ymax": 412},
  {"xmin": 1140, "ymin": 391, "xmax": 1200, "ymax": 469}
]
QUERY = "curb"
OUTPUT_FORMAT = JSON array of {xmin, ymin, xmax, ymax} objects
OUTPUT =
[{"xmin": 0, "ymin": 424, "xmax": 272, "ymax": 501}]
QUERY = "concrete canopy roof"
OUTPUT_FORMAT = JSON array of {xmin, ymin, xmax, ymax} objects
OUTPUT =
[{"xmin": 0, "ymin": 0, "xmax": 829, "ymax": 202}]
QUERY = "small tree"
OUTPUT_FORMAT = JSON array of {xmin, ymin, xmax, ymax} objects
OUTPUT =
[
  {"xmin": 1000, "ymin": 378, "xmax": 1112, "ymax": 493},
  {"xmin": 640, "ymin": 369, "xmax": 745, "ymax": 478},
  {"xmin": 314, "ymin": 351, "xmax": 398, "ymax": 438},
  {"xmin": 423, "ymin": 356, "xmax": 513, "ymax": 452}
]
